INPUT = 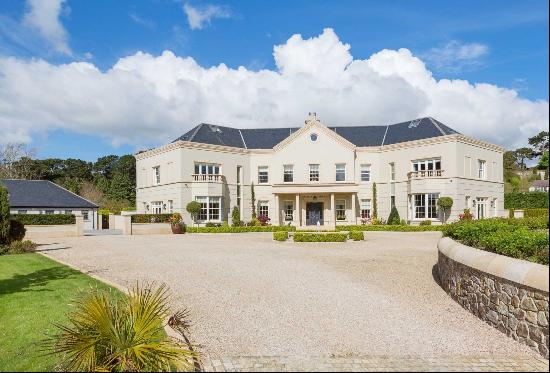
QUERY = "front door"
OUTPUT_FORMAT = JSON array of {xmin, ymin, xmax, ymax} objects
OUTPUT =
[{"xmin": 306, "ymin": 202, "xmax": 324, "ymax": 225}]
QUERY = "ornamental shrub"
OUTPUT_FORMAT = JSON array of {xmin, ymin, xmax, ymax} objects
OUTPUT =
[
  {"xmin": 504, "ymin": 192, "xmax": 549, "ymax": 209},
  {"xmin": 442, "ymin": 217, "xmax": 549, "ymax": 264},
  {"xmin": 348, "ymin": 231, "xmax": 364, "ymax": 241},
  {"xmin": 9, "ymin": 219, "xmax": 26, "ymax": 242},
  {"xmin": 437, "ymin": 196, "xmax": 453, "ymax": 222},
  {"xmin": 231, "ymin": 206, "xmax": 241, "ymax": 227},
  {"xmin": 11, "ymin": 214, "xmax": 76, "ymax": 225},
  {"xmin": 273, "ymin": 231, "xmax": 288, "ymax": 241},
  {"xmin": 293, "ymin": 232, "xmax": 347, "ymax": 242},
  {"xmin": 387, "ymin": 206, "xmax": 401, "ymax": 225},
  {"xmin": 186, "ymin": 201, "xmax": 202, "ymax": 225}
]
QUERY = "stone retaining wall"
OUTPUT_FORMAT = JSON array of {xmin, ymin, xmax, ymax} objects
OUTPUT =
[{"xmin": 438, "ymin": 237, "xmax": 549, "ymax": 359}]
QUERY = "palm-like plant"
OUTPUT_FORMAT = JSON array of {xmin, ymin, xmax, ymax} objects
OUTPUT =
[{"xmin": 44, "ymin": 284, "xmax": 197, "ymax": 372}]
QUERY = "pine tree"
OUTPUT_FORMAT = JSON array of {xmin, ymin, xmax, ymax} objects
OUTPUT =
[
  {"xmin": 0, "ymin": 183, "xmax": 10, "ymax": 244},
  {"xmin": 387, "ymin": 206, "xmax": 400, "ymax": 225},
  {"xmin": 372, "ymin": 183, "xmax": 378, "ymax": 219},
  {"xmin": 250, "ymin": 182, "xmax": 256, "ymax": 219}
]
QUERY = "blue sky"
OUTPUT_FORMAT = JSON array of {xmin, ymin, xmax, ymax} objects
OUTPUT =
[{"xmin": 0, "ymin": 0, "xmax": 548, "ymax": 161}]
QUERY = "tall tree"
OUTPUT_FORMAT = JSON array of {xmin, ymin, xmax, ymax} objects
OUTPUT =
[
  {"xmin": 514, "ymin": 147, "xmax": 534, "ymax": 170},
  {"xmin": 528, "ymin": 131, "xmax": 549, "ymax": 157}
]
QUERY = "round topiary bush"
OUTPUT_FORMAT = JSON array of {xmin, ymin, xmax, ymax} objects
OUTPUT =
[{"xmin": 437, "ymin": 197, "xmax": 453, "ymax": 222}]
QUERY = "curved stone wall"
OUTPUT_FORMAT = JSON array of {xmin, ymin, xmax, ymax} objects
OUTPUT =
[{"xmin": 438, "ymin": 237, "xmax": 549, "ymax": 358}]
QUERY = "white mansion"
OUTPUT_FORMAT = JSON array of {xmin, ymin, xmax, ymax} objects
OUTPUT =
[{"xmin": 135, "ymin": 114, "xmax": 505, "ymax": 227}]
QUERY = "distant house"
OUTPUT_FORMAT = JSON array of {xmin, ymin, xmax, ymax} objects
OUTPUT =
[
  {"xmin": 529, "ymin": 179, "xmax": 549, "ymax": 192},
  {"xmin": 1, "ymin": 179, "xmax": 99, "ymax": 230}
]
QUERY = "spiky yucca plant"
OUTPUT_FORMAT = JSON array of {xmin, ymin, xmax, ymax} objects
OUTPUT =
[{"xmin": 44, "ymin": 284, "xmax": 197, "ymax": 372}]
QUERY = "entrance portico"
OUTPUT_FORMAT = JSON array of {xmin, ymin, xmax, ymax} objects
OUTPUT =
[{"xmin": 273, "ymin": 191, "xmax": 357, "ymax": 228}]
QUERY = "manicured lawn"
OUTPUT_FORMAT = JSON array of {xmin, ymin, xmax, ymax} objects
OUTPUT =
[{"xmin": 0, "ymin": 253, "xmax": 120, "ymax": 371}]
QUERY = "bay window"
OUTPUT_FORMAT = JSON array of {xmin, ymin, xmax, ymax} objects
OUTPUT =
[
  {"xmin": 412, "ymin": 193, "xmax": 439, "ymax": 219},
  {"xmin": 195, "ymin": 196, "xmax": 222, "ymax": 221}
]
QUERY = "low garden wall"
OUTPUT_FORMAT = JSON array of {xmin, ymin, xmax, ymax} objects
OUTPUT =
[
  {"xmin": 23, "ymin": 216, "xmax": 84, "ymax": 239},
  {"xmin": 438, "ymin": 237, "xmax": 549, "ymax": 358},
  {"xmin": 131, "ymin": 223, "xmax": 172, "ymax": 235}
]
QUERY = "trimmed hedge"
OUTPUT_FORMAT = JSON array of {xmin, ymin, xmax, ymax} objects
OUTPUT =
[
  {"xmin": 442, "ymin": 218, "xmax": 549, "ymax": 265},
  {"xmin": 348, "ymin": 231, "xmax": 364, "ymax": 241},
  {"xmin": 336, "ymin": 224, "xmax": 445, "ymax": 232},
  {"xmin": 523, "ymin": 208, "xmax": 549, "ymax": 218},
  {"xmin": 187, "ymin": 225, "xmax": 296, "ymax": 233},
  {"xmin": 10, "ymin": 214, "xmax": 75, "ymax": 225},
  {"xmin": 293, "ymin": 232, "xmax": 347, "ymax": 242},
  {"xmin": 504, "ymin": 192, "xmax": 549, "ymax": 209},
  {"xmin": 273, "ymin": 231, "xmax": 289, "ymax": 241},
  {"xmin": 131, "ymin": 214, "xmax": 172, "ymax": 223}
]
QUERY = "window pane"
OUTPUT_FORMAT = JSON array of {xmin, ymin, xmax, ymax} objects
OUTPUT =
[
  {"xmin": 361, "ymin": 165, "xmax": 370, "ymax": 181},
  {"xmin": 194, "ymin": 164, "xmax": 199, "ymax": 174},
  {"xmin": 284, "ymin": 165, "xmax": 293, "ymax": 182},
  {"xmin": 414, "ymin": 194, "xmax": 425, "ymax": 219},
  {"xmin": 309, "ymin": 164, "xmax": 319, "ymax": 181}
]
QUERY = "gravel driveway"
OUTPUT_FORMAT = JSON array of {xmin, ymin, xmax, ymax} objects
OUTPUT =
[{"xmin": 37, "ymin": 231, "xmax": 540, "ymax": 361}]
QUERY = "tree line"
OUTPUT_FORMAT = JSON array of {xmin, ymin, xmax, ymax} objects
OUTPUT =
[
  {"xmin": 0, "ymin": 144, "xmax": 136, "ymax": 212},
  {"xmin": 503, "ymin": 131, "xmax": 549, "ymax": 192}
]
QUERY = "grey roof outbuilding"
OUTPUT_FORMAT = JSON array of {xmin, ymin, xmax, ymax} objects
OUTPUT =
[{"xmin": 1, "ymin": 179, "xmax": 98, "ymax": 209}]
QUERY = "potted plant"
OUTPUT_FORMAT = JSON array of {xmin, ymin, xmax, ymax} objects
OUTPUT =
[{"xmin": 169, "ymin": 213, "xmax": 183, "ymax": 234}]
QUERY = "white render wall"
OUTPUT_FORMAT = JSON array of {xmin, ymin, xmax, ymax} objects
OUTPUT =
[{"xmin": 135, "ymin": 121, "xmax": 505, "ymax": 226}]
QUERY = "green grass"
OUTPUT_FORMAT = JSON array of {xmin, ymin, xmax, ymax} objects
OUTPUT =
[{"xmin": 0, "ymin": 253, "xmax": 121, "ymax": 371}]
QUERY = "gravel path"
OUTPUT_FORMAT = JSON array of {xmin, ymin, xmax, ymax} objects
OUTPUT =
[{"xmin": 36, "ymin": 232, "xmax": 540, "ymax": 361}]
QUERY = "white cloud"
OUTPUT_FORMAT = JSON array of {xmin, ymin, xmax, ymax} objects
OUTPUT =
[
  {"xmin": 423, "ymin": 40, "xmax": 489, "ymax": 73},
  {"xmin": 0, "ymin": 28, "xmax": 547, "ymax": 150},
  {"xmin": 129, "ymin": 13, "xmax": 155, "ymax": 29},
  {"xmin": 22, "ymin": 0, "xmax": 71, "ymax": 55},
  {"xmin": 183, "ymin": 2, "xmax": 230, "ymax": 30}
]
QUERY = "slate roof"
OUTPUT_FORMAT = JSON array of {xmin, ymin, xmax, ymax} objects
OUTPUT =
[
  {"xmin": 530, "ymin": 180, "xmax": 549, "ymax": 188},
  {"xmin": 173, "ymin": 117, "xmax": 460, "ymax": 149},
  {"xmin": 1, "ymin": 179, "xmax": 98, "ymax": 209}
]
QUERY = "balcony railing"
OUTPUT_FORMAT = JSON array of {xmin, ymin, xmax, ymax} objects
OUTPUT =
[
  {"xmin": 192, "ymin": 174, "xmax": 224, "ymax": 182},
  {"xmin": 408, "ymin": 170, "xmax": 444, "ymax": 178}
]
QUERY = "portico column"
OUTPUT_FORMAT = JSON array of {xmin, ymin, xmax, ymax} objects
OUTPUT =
[
  {"xmin": 274, "ymin": 194, "xmax": 280, "ymax": 226},
  {"xmin": 295, "ymin": 194, "xmax": 300, "ymax": 226},
  {"xmin": 330, "ymin": 193, "xmax": 335, "ymax": 226},
  {"xmin": 351, "ymin": 194, "xmax": 356, "ymax": 225}
]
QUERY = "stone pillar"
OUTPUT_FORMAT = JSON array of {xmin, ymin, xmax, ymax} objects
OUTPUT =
[
  {"xmin": 351, "ymin": 194, "xmax": 356, "ymax": 225},
  {"xmin": 330, "ymin": 193, "xmax": 335, "ymax": 226},
  {"xmin": 98, "ymin": 213, "xmax": 103, "ymax": 230},
  {"xmin": 109, "ymin": 213, "xmax": 116, "ymax": 230},
  {"xmin": 115, "ymin": 215, "xmax": 132, "ymax": 235},
  {"xmin": 274, "ymin": 194, "xmax": 280, "ymax": 226},
  {"xmin": 75, "ymin": 215, "xmax": 84, "ymax": 236},
  {"xmin": 295, "ymin": 194, "xmax": 300, "ymax": 226}
]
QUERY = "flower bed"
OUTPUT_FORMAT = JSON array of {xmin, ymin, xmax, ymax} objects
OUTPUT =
[
  {"xmin": 442, "ymin": 217, "xmax": 549, "ymax": 265},
  {"xmin": 10, "ymin": 214, "xmax": 75, "ymax": 225},
  {"xmin": 293, "ymin": 232, "xmax": 347, "ymax": 242}
]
